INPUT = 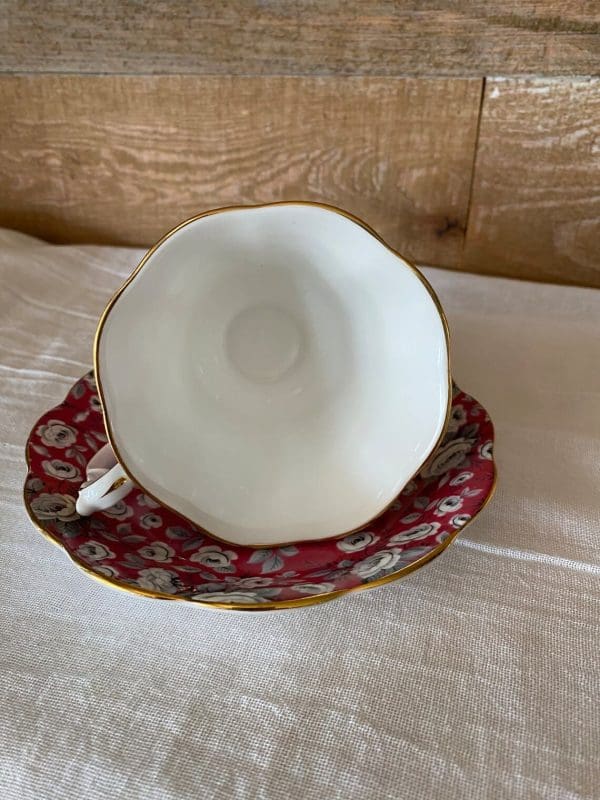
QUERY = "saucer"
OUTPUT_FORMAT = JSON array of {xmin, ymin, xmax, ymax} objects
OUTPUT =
[
  {"xmin": 95, "ymin": 202, "xmax": 450, "ymax": 546},
  {"xmin": 24, "ymin": 372, "xmax": 496, "ymax": 611}
]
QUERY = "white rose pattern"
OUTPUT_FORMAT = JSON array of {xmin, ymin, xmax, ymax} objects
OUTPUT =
[
  {"xmin": 30, "ymin": 493, "xmax": 79, "ymax": 522},
  {"xmin": 352, "ymin": 550, "xmax": 402, "ymax": 578},
  {"xmin": 234, "ymin": 577, "xmax": 273, "ymax": 588},
  {"xmin": 76, "ymin": 541, "xmax": 115, "ymax": 561},
  {"xmin": 422, "ymin": 439, "xmax": 472, "ymax": 477},
  {"xmin": 336, "ymin": 531, "xmax": 379, "ymax": 552},
  {"xmin": 479, "ymin": 441, "xmax": 493, "ymax": 460},
  {"xmin": 140, "ymin": 513, "xmax": 163, "ymax": 529},
  {"xmin": 434, "ymin": 496, "xmax": 463, "ymax": 516},
  {"xmin": 190, "ymin": 545, "xmax": 238, "ymax": 573},
  {"xmin": 36, "ymin": 420, "xmax": 77, "ymax": 448},
  {"xmin": 449, "ymin": 471, "xmax": 474, "ymax": 486},
  {"xmin": 102, "ymin": 500, "xmax": 134, "ymax": 520},
  {"xmin": 138, "ymin": 541, "xmax": 175, "ymax": 562},
  {"xmin": 41, "ymin": 459, "xmax": 81, "ymax": 482},
  {"xmin": 451, "ymin": 513, "xmax": 471, "ymax": 528},
  {"xmin": 137, "ymin": 568, "xmax": 182, "ymax": 594},
  {"xmin": 388, "ymin": 522, "xmax": 441, "ymax": 544}
]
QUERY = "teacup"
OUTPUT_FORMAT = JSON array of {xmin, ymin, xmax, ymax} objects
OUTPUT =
[{"xmin": 77, "ymin": 202, "xmax": 450, "ymax": 547}]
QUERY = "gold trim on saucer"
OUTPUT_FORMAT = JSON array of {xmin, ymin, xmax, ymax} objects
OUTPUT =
[
  {"xmin": 91, "ymin": 201, "xmax": 454, "ymax": 549},
  {"xmin": 23, "ymin": 418, "xmax": 497, "ymax": 612}
]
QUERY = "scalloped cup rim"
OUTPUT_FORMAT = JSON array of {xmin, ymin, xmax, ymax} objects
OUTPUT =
[{"xmin": 94, "ymin": 202, "xmax": 452, "ymax": 548}]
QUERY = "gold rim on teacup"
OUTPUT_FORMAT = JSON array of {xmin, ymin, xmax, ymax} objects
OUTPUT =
[{"xmin": 90, "ymin": 202, "xmax": 453, "ymax": 548}]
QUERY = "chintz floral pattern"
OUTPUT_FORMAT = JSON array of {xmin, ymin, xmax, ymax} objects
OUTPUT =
[
  {"xmin": 41, "ymin": 459, "xmax": 81, "ymax": 482},
  {"xmin": 337, "ymin": 531, "xmax": 378, "ymax": 552},
  {"xmin": 76, "ymin": 541, "xmax": 115, "ymax": 562},
  {"xmin": 24, "ymin": 372, "xmax": 496, "ymax": 607},
  {"xmin": 36, "ymin": 420, "xmax": 77, "ymax": 449},
  {"xmin": 352, "ymin": 549, "xmax": 402, "ymax": 578},
  {"xmin": 388, "ymin": 522, "xmax": 441, "ymax": 544},
  {"xmin": 30, "ymin": 493, "xmax": 79, "ymax": 522},
  {"xmin": 136, "ymin": 567, "xmax": 182, "ymax": 594},
  {"xmin": 138, "ymin": 542, "xmax": 175, "ymax": 563},
  {"xmin": 190, "ymin": 545, "xmax": 238, "ymax": 573}
]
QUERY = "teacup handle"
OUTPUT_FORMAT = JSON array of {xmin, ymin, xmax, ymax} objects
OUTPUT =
[{"xmin": 76, "ymin": 444, "xmax": 134, "ymax": 516}]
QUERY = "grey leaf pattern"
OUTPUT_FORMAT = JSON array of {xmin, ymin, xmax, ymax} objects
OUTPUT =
[
  {"xmin": 98, "ymin": 530, "xmax": 119, "ymax": 542},
  {"xmin": 166, "ymin": 526, "xmax": 192, "ymax": 540},
  {"xmin": 84, "ymin": 433, "xmax": 98, "ymax": 453},
  {"xmin": 261, "ymin": 554, "xmax": 284, "ymax": 573},
  {"xmin": 199, "ymin": 571, "xmax": 221, "ymax": 581},
  {"xmin": 248, "ymin": 549, "xmax": 272, "ymax": 564},
  {"xmin": 72, "ymin": 451, "xmax": 88, "ymax": 467},
  {"xmin": 122, "ymin": 553, "xmax": 146, "ymax": 568},
  {"xmin": 116, "ymin": 524, "xmax": 131, "ymax": 535},
  {"xmin": 182, "ymin": 536, "xmax": 205, "ymax": 552},
  {"xmin": 259, "ymin": 588, "xmax": 282, "ymax": 598}
]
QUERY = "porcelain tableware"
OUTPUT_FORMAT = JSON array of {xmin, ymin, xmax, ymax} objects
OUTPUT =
[
  {"xmin": 89, "ymin": 202, "xmax": 451, "ymax": 547},
  {"xmin": 25, "ymin": 371, "xmax": 495, "ymax": 611}
]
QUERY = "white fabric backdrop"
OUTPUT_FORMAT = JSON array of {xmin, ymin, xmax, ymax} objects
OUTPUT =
[{"xmin": 0, "ymin": 228, "xmax": 598, "ymax": 799}]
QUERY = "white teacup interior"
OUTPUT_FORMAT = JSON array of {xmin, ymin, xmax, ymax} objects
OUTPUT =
[{"xmin": 97, "ymin": 205, "xmax": 449, "ymax": 546}]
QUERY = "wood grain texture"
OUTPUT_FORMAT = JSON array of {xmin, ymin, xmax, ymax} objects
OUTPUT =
[
  {"xmin": 2, "ymin": 1, "xmax": 599, "ymax": 77},
  {"xmin": 463, "ymin": 78, "xmax": 600, "ymax": 287},
  {"xmin": 0, "ymin": 74, "xmax": 482, "ymax": 267}
]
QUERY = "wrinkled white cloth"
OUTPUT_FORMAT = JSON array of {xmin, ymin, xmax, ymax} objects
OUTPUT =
[{"xmin": 0, "ymin": 228, "xmax": 598, "ymax": 800}]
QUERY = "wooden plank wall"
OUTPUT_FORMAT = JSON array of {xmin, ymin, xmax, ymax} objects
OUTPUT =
[
  {"xmin": 0, "ymin": 76, "xmax": 482, "ymax": 268},
  {"xmin": 3, "ymin": 1, "xmax": 599, "ymax": 76},
  {"xmin": 463, "ymin": 78, "xmax": 600, "ymax": 286},
  {"xmin": 1, "ymin": 2, "xmax": 599, "ymax": 286}
]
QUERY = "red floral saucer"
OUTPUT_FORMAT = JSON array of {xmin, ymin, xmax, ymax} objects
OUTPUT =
[{"xmin": 24, "ymin": 372, "xmax": 496, "ymax": 611}]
